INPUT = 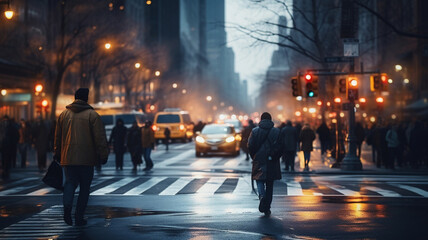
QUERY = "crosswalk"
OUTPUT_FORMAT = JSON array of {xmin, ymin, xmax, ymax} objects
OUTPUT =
[
  {"xmin": 0, "ymin": 205, "xmax": 80, "ymax": 240},
  {"xmin": 1, "ymin": 175, "xmax": 428, "ymax": 198}
]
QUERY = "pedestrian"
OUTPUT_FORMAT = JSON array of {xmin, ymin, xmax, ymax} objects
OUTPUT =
[
  {"xmin": 355, "ymin": 122, "xmax": 366, "ymax": 160},
  {"xmin": 409, "ymin": 121, "xmax": 425, "ymax": 168},
  {"xmin": 281, "ymin": 120, "xmax": 298, "ymax": 171},
  {"xmin": 18, "ymin": 119, "xmax": 32, "ymax": 168},
  {"xmin": 1, "ymin": 115, "xmax": 19, "ymax": 179},
  {"xmin": 127, "ymin": 121, "xmax": 142, "ymax": 171},
  {"xmin": 164, "ymin": 127, "xmax": 171, "ymax": 151},
  {"xmin": 33, "ymin": 117, "xmax": 49, "ymax": 172},
  {"xmin": 141, "ymin": 120, "xmax": 155, "ymax": 171},
  {"xmin": 109, "ymin": 118, "xmax": 127, "ymax": 170},
  {"xmin": 241, "ymin": 119, "xmax": 256, "ymax": 160},
  {"xmin": 385, "ymin": 124, "xmax": 400, "ymax": 169},
  {"xmin": 248, "ymin": 112, "xmax": 282, "ymax": 217},
  {"xmin": 299, "ymin": 124, "xmax": 316, "ymax": 171},
  {"xmin": 54, "ymin": 88, "xmax": 109, "ymax": 226},
  {"xmin": 316, "ymin": 122, "xmax": 330, "ymax": 157}
]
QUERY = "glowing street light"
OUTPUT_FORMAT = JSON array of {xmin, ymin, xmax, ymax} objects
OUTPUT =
[
  {"xmin": 104, "ymin": 43, "xmax": 111, "ymax": 50},
  {"xmin": 134, "ymin": 62, "xmax": 141, "ymax": 69},
  {"xmin": 1, "ymin": 89, "xmax": 7, "ymax": 96},
  {"xmin": 155, "ymin": 71, "xmax": 161, "ymax": 77},
  {"xmin": 172, "ymin": 83, "xmax": 178, "ymax": 89},
  {"xmin": 206, "ymin": 96, "xmax": 212, "ymax": 102},
  {"xmin": 4, "ymin": 10, "xmax": 13, "ymax": 19},
  {"xmin": 395, "ymin": 65, "xmax": 402, "ymax": 71},
  {"xmin": 35, "ymin": 84, "xmax": 43, "ymax": 93}
]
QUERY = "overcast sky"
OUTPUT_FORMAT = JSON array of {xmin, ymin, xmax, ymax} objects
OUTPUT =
[{"xmin": 225, "ymin": 0, "xmax": 279, "ymax": 97}]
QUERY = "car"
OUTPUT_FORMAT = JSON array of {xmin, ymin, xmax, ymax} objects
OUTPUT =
[
  {"xmin": 195, "ymin": 124, "xmax": 241, "ymax": 157},
  {"xmin": 99, "ymin": 112, "xmax": 148, "ymax": 138},
  {"xmin": 152, "ymin": 109, "xmax": 194, "ymax": 142},
  {"xmin": 224, "ymin": 119, "xmax": 243, "ymax": 134}
]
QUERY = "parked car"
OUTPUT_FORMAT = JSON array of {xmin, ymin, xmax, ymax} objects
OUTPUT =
[{"xmin": 195, "ymin": 124, "xmax": 241, "ymax": 157}]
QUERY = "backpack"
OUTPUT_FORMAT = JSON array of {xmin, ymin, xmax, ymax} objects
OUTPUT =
[{"xmin": 265, "ymin": 129, "xmax": 283, "ymax": 161}]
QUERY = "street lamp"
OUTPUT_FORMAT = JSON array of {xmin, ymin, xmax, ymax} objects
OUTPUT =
[
  {"xmin": 1, "ymin": 0, "xmax": 14, "ymax": 20},
  {"xmin": 172, "ymin": 83, "xmax": 178, "ymax": 89},
  {"xmin": 206, "ymin": 96, "xmax": 212, "ymax": 102},
  {"xmin": 104, "ymin": 43, "xmax": 111, "ymax": 50},
  {"xmin": 155, "ymin": 71, "xmax": 161, "ymax": 77},
  {"xmin": 1, "ymin": 89, "xmax": 6, "ymax": 96},
  {"xmin": 135, "ymin": 62, "xmax": 141, "ymax": 69},
  {"xmin": 395, "ymin": 64, "xmax": 402, "ymax": 72}
]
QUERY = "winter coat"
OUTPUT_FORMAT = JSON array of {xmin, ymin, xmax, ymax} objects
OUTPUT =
[
  {"xmin": 54, "ymin": 100, "xmax": 109, "ymax": 166},
  {"xmin": 385, "ymin": 129, "xmax": 400, "ymax": 148},
  {"xmin": 281, "ymin": 124, "xmax": 298, "ymax": 152},
  {"xmin": 299, "ymin": 126, "xmax": 316, "ymax": 152},
  {"xmin": 33, "ymin": 121, "xmax": 49, "ymax": 153},
  {"xmin": 316, "ymin": 123, "xmax": 330, "ymax": 142},
  {"xmin": 240, "ymin": 122, "xmax": 256, "ymax": 153},
  {"xmin": 355, "ymin": 123, "xmax": 366, "ymax": 145},
  {"xmin": 141, "ymin": 126, "xmax": 155, "ymax": 148},
  {"xmin": 128, "ymin": 126, "xmax": 142, "ymax": 154},
  {"xmin": 109, "ymin": 125, "xmax": 127, "ymax": 153},
  {"xmin": 248, "ymin": 119, "xmax": 282, "ymax": 181}
]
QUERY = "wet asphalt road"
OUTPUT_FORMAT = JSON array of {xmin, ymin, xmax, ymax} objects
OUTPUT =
[{"xmin": 1, "ymin": 142, "xmax": 428, "ymax": 239}]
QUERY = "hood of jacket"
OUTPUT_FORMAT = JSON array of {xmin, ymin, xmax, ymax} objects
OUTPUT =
[
  {"xmin": 66, "ymin": 100, "xmax": 93, "ymax": 113},
  {"xmin": 258, "ymin": 119, "xmax": 274, "ymax": 130}
]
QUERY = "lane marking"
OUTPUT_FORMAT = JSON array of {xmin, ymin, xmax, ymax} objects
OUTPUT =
[
  {"xmin": 123, "ymin": 177, "xmax": 167, "ymax": 195},
  {"xmin": 394, "ymin": 184, "xmax": 428, "ymax": 197},
  {"xmin": 156, "ymin": 149, "xmax": 194, "ymax": 167},
  {"xmin": 92, "ymin": 177, "xmax": 136, "ymax": 195},
  {"xmin": 196, "ymin": 177, "xmax": 227, "ymax": 195},
  {"xmin": 159, "ymin": 177, "xmax": 194, "ymax": 195},
  {"xmin": 286, "ymin": 181, "xmax": 304, "ymax": 196},
  {"xmin": 364, "ymin": 186, "xmax": 401, "ymax": 197},
  {"xmin": 326, "ymin": 184, "xmax": 360, "ymax": 196},
  {"xmin": 233, "ymin": 177, "xmax": 252, "ymax": 195}
]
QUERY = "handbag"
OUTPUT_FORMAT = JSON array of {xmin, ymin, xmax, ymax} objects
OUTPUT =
[{"xmin": 42, "ymin": 160, "xmax": 64, "ymax": 191}]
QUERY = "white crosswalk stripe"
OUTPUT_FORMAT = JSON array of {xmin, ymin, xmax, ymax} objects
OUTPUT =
[
  {"xmin": 196, "ymin": 177, "xmax": 227, "ymax": 195},
  {"xmin": 0, "ymin": 205, "xmax": 79, "ymax": 239},
  {"xmin": 123, "ymin": 177, "xmax": 167, "ymax": 195},
  {"xmin": 364, "ymin": 186, "xmax": 401, "ymax": 197},
  {"xmin": 394, "ymin": 184, "xmax": 428, "ymax": 197},
  {"xmin": 159, "ymin": 177, "xmax": 194, "ymax": 195},
  {"xmin": 156, "ymin": 149, "xmax": 194, "ymax": 167},
  {"xmin": 326, "ymin": 184, "xmax": 360, "ymax": 196},
  {"xmin": 286, "ymin": 181, "xmax": 304, "ymax": 196},
  {"xmin": 92, "ymin": 177, "xmax": 136, "ymax": 195}
]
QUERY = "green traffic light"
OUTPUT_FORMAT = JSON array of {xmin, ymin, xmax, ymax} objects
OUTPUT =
[{"xmin": 308, "ymin": 91, "xmax": 314, "ymax": 97}]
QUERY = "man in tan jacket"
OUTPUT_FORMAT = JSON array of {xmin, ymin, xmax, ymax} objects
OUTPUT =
[{"xmin": 54, "ymin": 88, "xmax": 109, "ymax": 226}]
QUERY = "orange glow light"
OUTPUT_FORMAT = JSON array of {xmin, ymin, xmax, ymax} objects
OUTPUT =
[
  {"xmin": 376, "ymin": 97, "xmax": 384, "ymax": 103},
  {"xmin": 305, "ymin": 74, "xmax": 312, "ymax": 81},
  {"xmin": 151, "ymin": 125, "xmax": 157, "ymax": 131},
  {"xmin": 334, "ymin": 97, "xmax": 342, "ymax": 103},
  {"xmin": 35, "ymin": 84, "xmax": 43, "ymax": 93},
  {"xmin": 359, "ymin": 97, "xmax": 367, "ymax": 103},
  {"xmin": 41, "ymin": 99, "xmax": 49, "ymax": 107}
]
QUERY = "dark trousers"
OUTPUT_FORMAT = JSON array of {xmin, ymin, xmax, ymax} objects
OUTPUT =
[
  {"xmin": 283, "ymin": 151, "xmax": 296, "ymax": 170},
  {"xmin": 63, "ymin": 166, "xmax": 94, "ymax": 221},
  {"xmin": 320, "ymin": 140, "xmax": 329, "ymax": 155},
  {"xmin": 37, "ymin": 151, "xmax": 47, "ymax": 170},
  {"xmin": 356, "ymin": 143, "xmax": 362, "ymax": 159},
  {"xmin": 18, "ymin": 143, "xmax": 28, "ymax": 168},
  {"xmin": 1, "ymin": 150, "xmax": 12, "ymax": 179},
  {"xmin": 256, "ymin": 180, "xmax": 274, "ymax": 210},
  {"xmin": 115, "ymin": 152, "xmax": 124, "ymax": 170},
  {"xmin": 388, "ymin": 147, "xmax": 397, "ymax": 169},
  {"xmin": 143, "ymin": 148, "xmax": 153, "ymax": 168}
]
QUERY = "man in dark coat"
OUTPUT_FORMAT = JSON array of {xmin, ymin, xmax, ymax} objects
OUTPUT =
[
  {"xmin": 127, "ymin": 121, "xmax": 142, "ymax": 171},
  {"xmin": 355, "ymin": 122, "xmax": 366, "ymax": 159},
  {"xmin": 300, "ymin": 124, "xmax": 316, "ymax": 171},
  {"xmin": 241, "ymin": 119, "xmax": 256, "ymax": 160},
  {"xmin": 1, "ymin": 115, "xmax": 19, "ymax": 179},
  {"xmin": 248, "ymin": 112, "xmax": 282, "ymax": 217},
  {"xmin": 316, "ymin": 122, "xmax": 330, "ymax": 157},
  {"xmin": 33, "ymin": 117, "xmax": 49, "ymax": 172},
  {"xmin": 109, "ymin": 118, "xmax": 127, "ymax": 170},
  {"xmin": 281, "ymin": 120, "xmax": 298, "ymax": 171}
]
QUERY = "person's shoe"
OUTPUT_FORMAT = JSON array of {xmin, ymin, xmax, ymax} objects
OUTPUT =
[
  {"xmin": 258, "ymin": 197, "xmax": 266, "ymax": 213},
  {"xmin": 264, "ymin": 209, "xmax": 271, "ymax": 217},
  {"xmin": 75, "ymin": 218, "xmax": 87, "ymax": 226},
  {"xmin": 63, "ymin": 206, "xmax": 72, "ymax": 226}
]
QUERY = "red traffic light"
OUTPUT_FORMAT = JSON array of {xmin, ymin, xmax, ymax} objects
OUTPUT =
[
  {"xmin": 334, "ymin": 97, "xmax": 342, "ymax": 103},
  {"xmin": 376, "ymin": 97, "xmax": 384, "ymax": 103},
  {"xmin": 381, "ymin": 74, "xmax": 387, "ymax": 82},
  {"xmin": 359, "ymin": 97, "xmax": 367, "ymax": 103},
  {"xmin": 305, "ymin": 74, "xmax": 312, "ymax": 81},
  {"xmin": 317, "ymin": 100, "xmax": 323, "ymax": 106},
  {"xmin": 41, "ymin": 99, "xmax": 49, "ymax": 108}
]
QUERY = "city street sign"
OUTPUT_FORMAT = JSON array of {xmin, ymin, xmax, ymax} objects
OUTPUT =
[{"xmin": 324, "ymin": 57, "xmax": 353, "ymax": 63}]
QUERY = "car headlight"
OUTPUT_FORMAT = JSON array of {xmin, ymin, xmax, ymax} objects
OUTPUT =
[
  {"xmin": 225, "ymin": 136, "xmax": 235, "ymax": 143},
  {"xmin": 196, "ymin": 136, "xmax": 205, "ymax": 143}
]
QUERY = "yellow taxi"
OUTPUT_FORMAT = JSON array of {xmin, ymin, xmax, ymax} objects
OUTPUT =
[
  {"xmin": 195, "ymin": 124, "xmax": 241, "ymax": 157},
  {"xmin": 152, "ymin": 109, "xmax": 193, "ymax": 142}
]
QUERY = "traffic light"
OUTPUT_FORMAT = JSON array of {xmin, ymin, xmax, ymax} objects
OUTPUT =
[
  {"xmin": 339, "ymin": 78, "xmax": 347, "ymax": 93},
  {"xmin": 304, "ymin": 73, "xmax": 318, "ymax": 98},
  {"xmin": 371, "ymin": 73, "xmax": 388, "ymax": 92},
  {"xmin": 41, "ymin": 99, "xmax": 49, "ymax": 108},
  {"xmin": 347, "ymin": 76, "xmax": 359, "ymax": 101},
  {"xmin": 291, "ymin": 76, "xmax": 302, "ymax": 97},
  {"xmin": 358, "ymin": 97, "xmax": 367, "ymax": 110}
]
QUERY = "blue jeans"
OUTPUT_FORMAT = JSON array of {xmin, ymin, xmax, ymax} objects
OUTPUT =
[
  {"xmin": 256, "ymin": 180, "xmax": 274, "ymax": 209},
  {"xmin": 143, "ymin": 148, "xmax": 153, "ymax": 168},
  {"xmin": 63, "ymin": 166, "xmax": 94, "ymax": 219},
  {"xmin": 304, "ymin": 151, "xmax": 311, "ymax": 167}
]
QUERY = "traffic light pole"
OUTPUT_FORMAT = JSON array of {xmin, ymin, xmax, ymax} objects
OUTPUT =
[{"xmin": 341, "ymin": 58, "xmax": 362, "ymax": 170}]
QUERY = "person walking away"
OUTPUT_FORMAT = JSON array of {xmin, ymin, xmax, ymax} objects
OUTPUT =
[
  {"xmin": 248, "ymin": 112, "xmax": 282, "ymax": 217},
  {"xmin": 1, "ymin": 116, "xmax": 19, "ymax": 179},
  {"xmin": 355, "ymin": 122, "xmax": 366, "ymax": 160},
  {"xmin": 241, "ymin": 119, "xmax": 256, "ymax": 160},
  {"xmin": 109, "ymin": 118, "xmax": 127, "ymax": 170},
  {"xmin": 141, "ymin": 121, "xmax": 155, "ymax": 171},
  {"xmin": 54, "ymin": 88, "xmax": 109, "ymax": 226},
  {"xmin": 281, "ymin": 120, "xmax": 298, "ymax": 171},
  {"xmin": 316, "ymin": 122, "xmax": 330, "ymax": 158},
  {"xmin": 33, "ymin": 117, "xmax": 49, "ymax": 172},
  {"xmin": 409, "ymin": 121, "xmax": 425, "ymax": 168},
  {"xmin": 300, "ymin": 124, "xmax": 316, "ymax": 171},
  {"xmin": 18, "ymin": 119, "xmax": 31, "ymax": 168},
  {"xmin": 127, "ymin": 121, "xmax": 142, "ymax": 171},
  {"xmin": 385, "ymin": 124, "xmax": 400, "ymax": 169},
  {"xmin": 164, "ymin": 127, "xmax": 171, "ymax": 151}
]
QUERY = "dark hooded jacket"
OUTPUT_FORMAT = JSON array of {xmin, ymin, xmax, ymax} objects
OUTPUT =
[
  {"xmin": 54, "ymin": 100, "xmax": 109, "ymax": 166},
  {"xmin": 248, "ymin": 119, "xmax": 282, "ymax": 181}
]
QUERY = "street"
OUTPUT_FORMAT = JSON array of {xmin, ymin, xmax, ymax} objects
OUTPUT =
[{"xmin": 1, "ymin": 142, "xmax": 428, "ymax": 239}]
